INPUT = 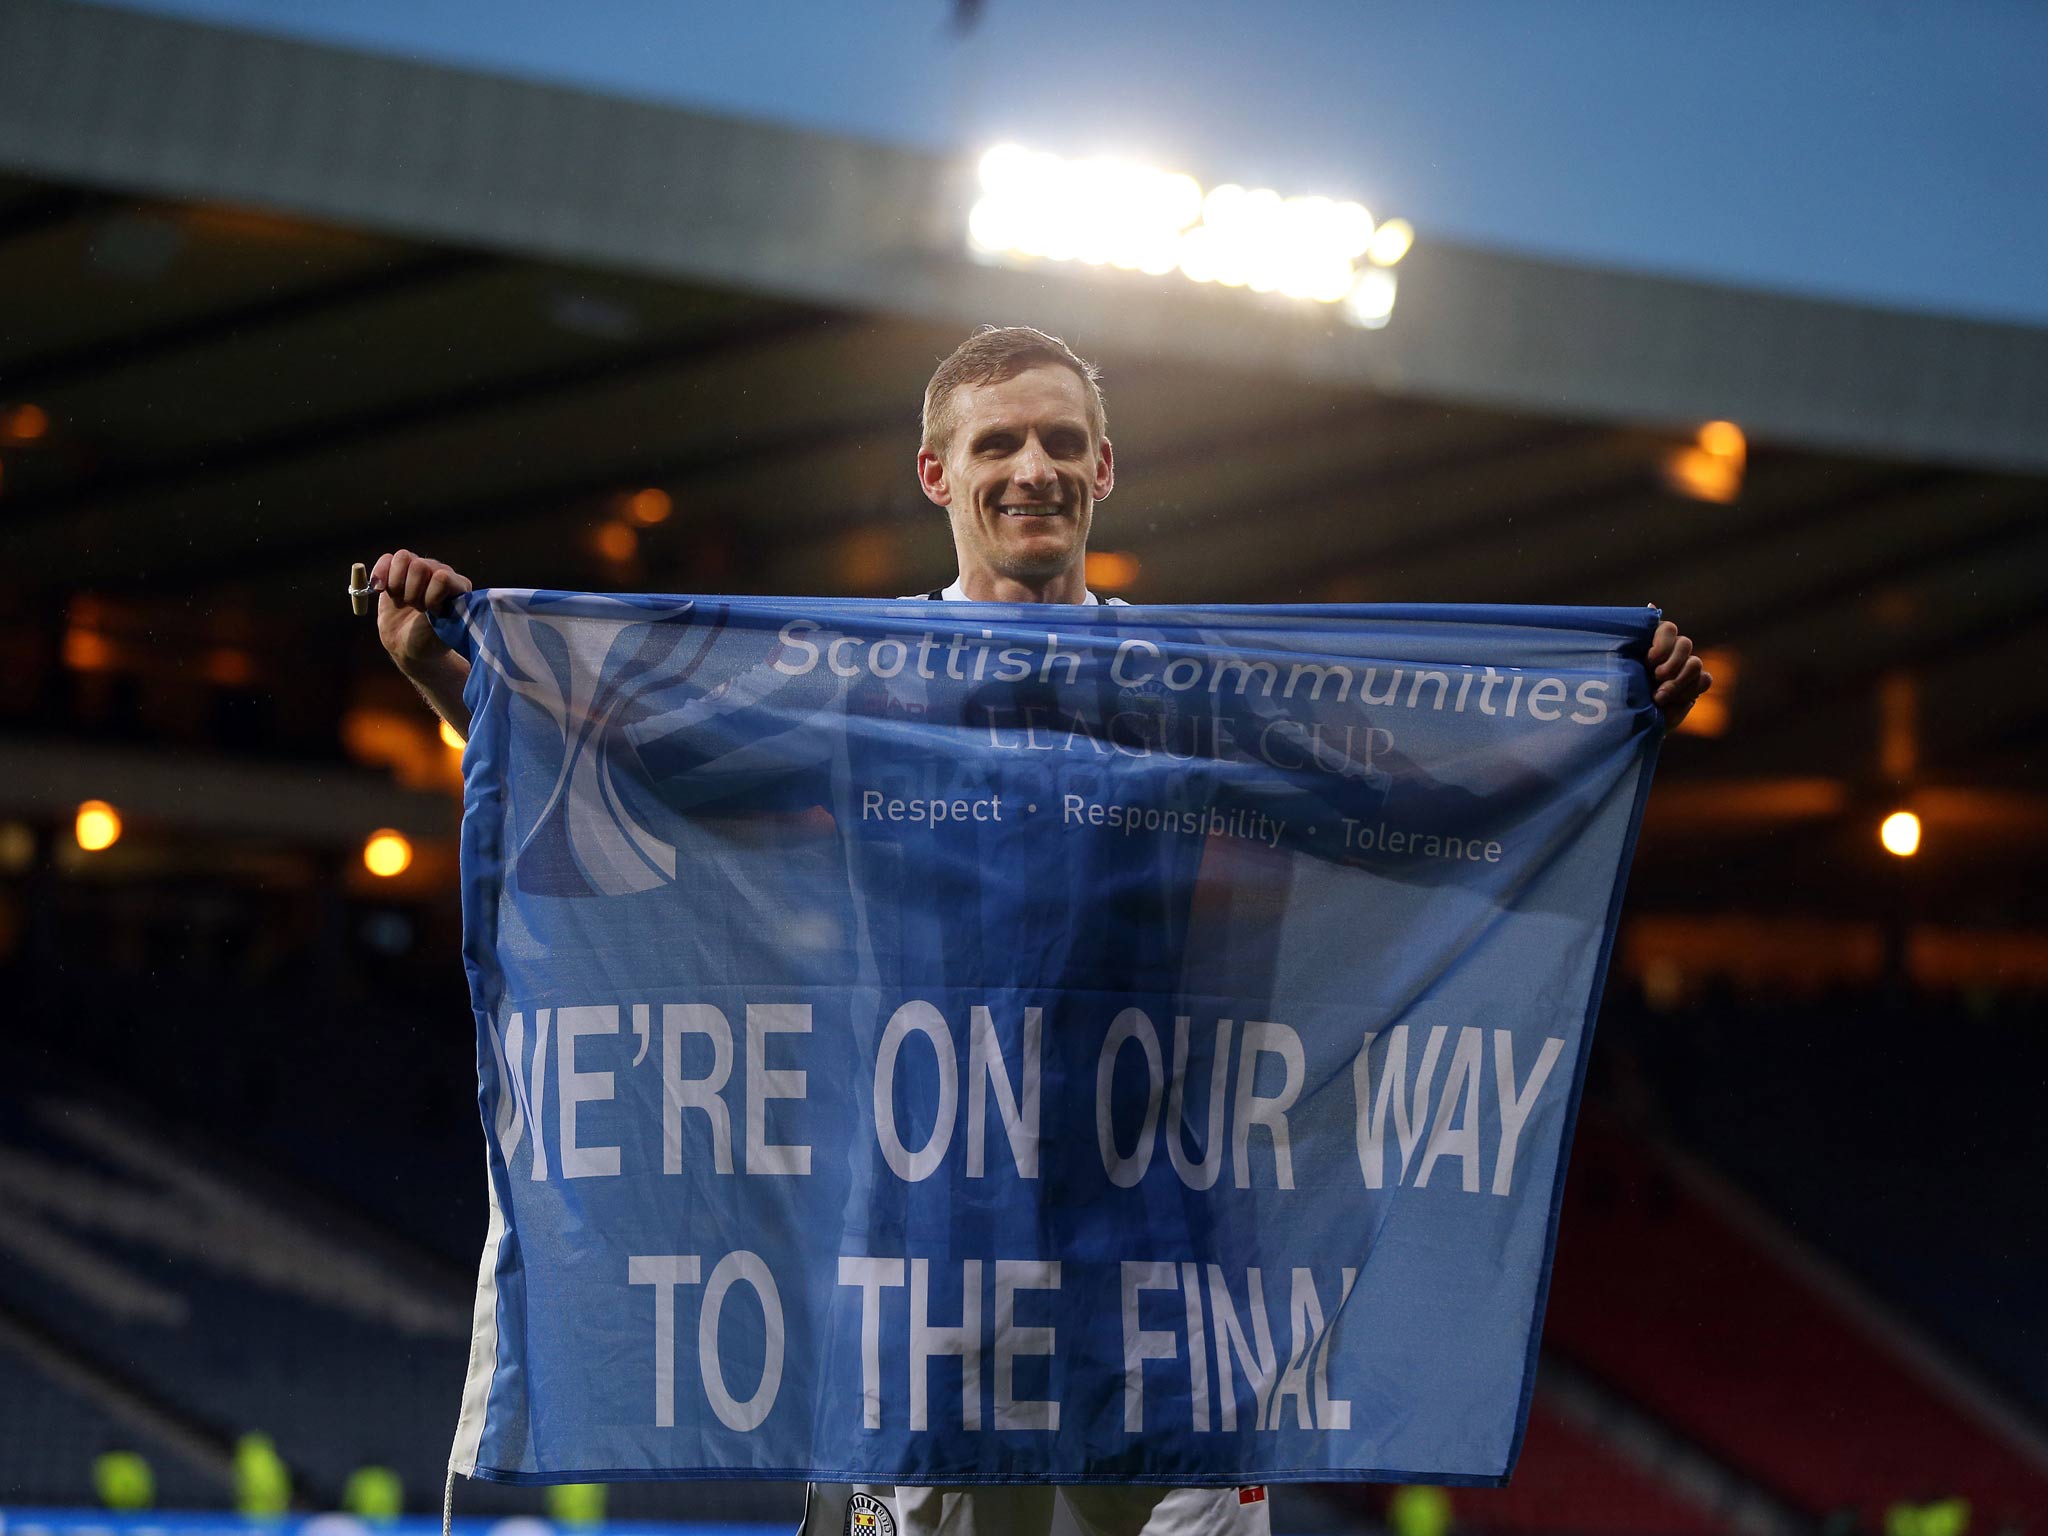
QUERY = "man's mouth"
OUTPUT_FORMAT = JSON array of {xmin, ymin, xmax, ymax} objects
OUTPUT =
[{"xmin": 998, "ymin": 504, "xmax": 1063, "ymax": 518}]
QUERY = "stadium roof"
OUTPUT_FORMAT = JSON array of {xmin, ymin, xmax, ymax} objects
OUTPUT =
[{"xmin": 1, "ymin": 0, "xmax": 2045, "ymax": 938}]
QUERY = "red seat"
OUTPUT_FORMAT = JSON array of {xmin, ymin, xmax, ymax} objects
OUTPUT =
[{"xmin": 1543, "ymin": 1112, "xmax": 2048, "ymax": 1526}]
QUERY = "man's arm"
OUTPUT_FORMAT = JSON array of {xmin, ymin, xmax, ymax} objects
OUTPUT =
[{"xmin": 371, "ymin": 548, "xmax": 473, "ymax": 736}]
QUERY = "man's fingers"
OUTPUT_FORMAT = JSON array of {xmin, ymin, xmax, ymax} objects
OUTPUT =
[
  {"xmin": 401, "ymin": 557, "xmax": 436, "ymax": 607},
  {"xmin": 1647, "ymin": 620, "xmax": 1677, "ymax": 665},
  {"xmin": 423, "ymin": 569, "xmax": 469, "ymax": 615},
  {"xmin": 1654, "ymin": 655, "xmax": 1705, "ymax": 703},
  {"xmin": 372, "ymin": 549, "xmax": 470, "ymax": 611},
  {"xmin": 1656, "ymin": 634, "xmax": 1694, "ymax": 680}
]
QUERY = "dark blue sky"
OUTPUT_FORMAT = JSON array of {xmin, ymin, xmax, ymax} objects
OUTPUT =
[{"xmin": 99, "ymin": 0, "xmax": 2048, "ymax": 324}]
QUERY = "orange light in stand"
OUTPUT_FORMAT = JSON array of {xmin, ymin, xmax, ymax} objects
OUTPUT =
[
  {"xmin": 0, "ymin": 821, "xmax": 34, "ymax": 873},
  {"xmin": 1, "ymin": 403, "xmax": 49, "ymax": 443},
  {"xmin": 1663, "ymin": 420, "xmax": 1746, "ymax": 504},
  {"xmin": 363, "ymin": 829, "xmax": 414, "ymax": 877},
  {"xmin": 837, "ymin": 526, "xmax": 898, "ymax": 591},
  {"xmin": 1084, "ymin": 550, "xmax": 1141, "ymax": 590},
  {"xmin": 203, "ymin": 647, "xmax": 254, "ymax": 688},
  {"xmin": 1674, "ymin": 692, "xmax": 1728, "ymax": 737},
  {"xmin": 1673, "ymin": 649, "xmax": 1737, "ymax": 738},
  {"xmin": 1663, "ymin": 446, "xmax": 1740, "ymax": 503},
  {"xmin": 624, "ymin": 488, "xmax": 673, "ymax": 526},
  {"xmin": 439, "ymin": 720, "xmax": 466, "ymax": 750},
  {"xmin": 63, "ymin": 626, "xmax": 116, "ymax": 671},
  {"xmin": 1696, "ymin": 420, "xmax": 1746, "ymax": 465},
  {"xmin": 592, "ymin": 522, "xmax": 637, "ymax": 563},
  {"xmin": 75, "ymin": 800, "xmax": 122, "ymax": 852},
  {"xmin": 1879, "ymin": 810, "xmax": 1921, "ymax": 858}
]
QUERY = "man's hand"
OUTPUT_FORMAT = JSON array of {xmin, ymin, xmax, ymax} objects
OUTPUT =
[
  {"xmin": 370, "ymin": 549, "xmax": 475, "ymax": 737},
  {"xmin": 1647, "ymin": 615, "xmax": 1711, "ymax": 734},
  {"xmin": 371, "ymin": 549, "xmax": 472, "ymax": 672}
]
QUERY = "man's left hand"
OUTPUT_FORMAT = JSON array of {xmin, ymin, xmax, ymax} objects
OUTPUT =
[{"xmin": 1647, "ymin": 617, "xmax": 1711, "ymax": 734}]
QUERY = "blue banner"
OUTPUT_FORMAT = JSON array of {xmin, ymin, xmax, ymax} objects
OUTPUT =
[{"xmin": 438, "ymin": 595, "xmax": 1660, "ymax": 1489}]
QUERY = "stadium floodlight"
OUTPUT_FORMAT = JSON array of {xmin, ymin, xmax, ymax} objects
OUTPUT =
[{"xmin": 968, "ymin": 144, "xmax": 1410, "ymax": 327}]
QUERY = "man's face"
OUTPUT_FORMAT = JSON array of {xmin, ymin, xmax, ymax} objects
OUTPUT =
[{"xmin": 918, "ymin": 364, "xmax": 1114, "ymax": 584}]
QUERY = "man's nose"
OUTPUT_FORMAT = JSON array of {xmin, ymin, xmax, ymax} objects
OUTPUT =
[{"xmin": 1012, "ymin": 439, "xmax": 1057, "ymax": 490}]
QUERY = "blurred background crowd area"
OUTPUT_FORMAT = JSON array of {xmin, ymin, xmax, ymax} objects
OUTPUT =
[{"xmin": 2, "ymin": 2, "xmax": 2044, "ymax": 1535}]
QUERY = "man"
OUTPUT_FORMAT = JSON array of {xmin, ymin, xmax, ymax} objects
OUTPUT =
[{"xmin": 372, "ymin": 327, "xmax": 1709, "ymax": 1536}]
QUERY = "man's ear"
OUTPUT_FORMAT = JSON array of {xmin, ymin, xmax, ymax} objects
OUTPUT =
[
  {"xmin": 1092, "ymin": 436, "xmax": 1115, "ymax": 502},
  {"xmin": 916, "ymin": 447, "xmax": 952, "ymax": 509}
]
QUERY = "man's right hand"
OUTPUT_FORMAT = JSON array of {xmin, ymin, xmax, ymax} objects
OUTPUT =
[{"xmin": 371, "ymin": 549, "xmax": 473, "ymax": 672}]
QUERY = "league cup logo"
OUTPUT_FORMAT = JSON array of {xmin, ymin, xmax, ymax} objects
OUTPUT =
[
  {"xmin": 465, "ymin": 592, "xmax": 709, "ymax": 898},
  {"xmin": 1114, "ymin": 671, "xmax": 1180, "ymax": 754}
]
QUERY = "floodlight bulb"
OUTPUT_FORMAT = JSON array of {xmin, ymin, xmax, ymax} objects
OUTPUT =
[
  {"xmin": 1203, "ymin": 184, "xmax": 1247, "ymax": 227},
  {"xmin": 1332, "ymin": 202, "xmax": 1375, "ymax": 258},
  {"xmin": 1346, "ymin": 268, "xmax": 1399, "ymax": 327},
  {"xmin": 75, "ymin": 800, "xmax": 121, "ymax": 852},
  {"xmin": 968, "ymin": 197, "xmax": 1012, "ymax": 253},
  {"xmin": 1309, "ymin": 259, "xmax": 1358, "ymax": 304},
  {"xmin": 1879, "ymin": 810, "xmax": 1921, "ymax": 858},
  {"xmin": 1368, "ymin": 218, "xmax": 1415, "ymax": 266},
  {"xmin": 977, "ymin": 143, "xmax": 1032, "ymax": 192},
  {"xmin": 1158, "ymin": 172, "xmax": 1204, "ymax": 229}
]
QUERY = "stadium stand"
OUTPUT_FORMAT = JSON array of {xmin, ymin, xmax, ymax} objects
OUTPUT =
[
  {"xmin": 1543, "ymin": 1105, "xmax": 2048, "ymax": 1527},
  {"xmin": 1457, "ymin": 1402, "xmax": 1730, "ymax": 1536},
  {"xmin": 1612, "ymin": 983, "xmax": 2048, "ymax": 1420},
  {"xmin": 1314, "ymin": 1394, "xmax": 1737, "ymax": 1536},
  {"xmin": 0, "ymin": 1043, "xmax": 800, "ymax": 1524},
  {"xmin": 0, "ymin": 1083, "xmax": 471, "ymax": 1505},
  {"xmin": 0, "ymin": 1333, "xmax": 220, "ymax": 1508}
]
